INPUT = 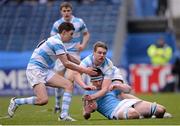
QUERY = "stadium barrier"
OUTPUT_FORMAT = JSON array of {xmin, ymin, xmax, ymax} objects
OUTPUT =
[{"xmin": 130, "ymin": 64, "xmax": 174, "ymax": 93}]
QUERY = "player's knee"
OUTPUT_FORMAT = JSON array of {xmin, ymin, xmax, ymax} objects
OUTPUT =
[
  {"xmin": 66, "ymin": 71, "xmax": 75, "ymax": 82},
  {"xmin": 67, "ymin": 76, "xmax": 74, "ymax": 82},
  {"xmin": 155, "ymin": 105, "xmax": 166, "ymax": 118},
  {"xmin": 128, "ymin": 108, "xmax": 140, "ymax": 119},
  {"xmin": 65, "ymin": 82, "xmax": 74, "ymax": 91},
  {"xmin": 36, "ymin": 97, "xmax": 48, "ymax": 105}
]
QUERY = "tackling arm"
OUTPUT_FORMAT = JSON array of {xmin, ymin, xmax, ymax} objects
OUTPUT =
[
  {"xmin": 88, "ymin": 79, "xmax": 111, "ymax": 100},
  {"xmin": 119, "ymin": 93, "xmax": 141, "ymax": 100},
  {"xmin": 109, "ymin": 81, "xmax": 132, "ymax": 93},
  {"xmin": 74, "ymin": 72, "xmax": 96, "ymax": 90},
  {"xmin": 66, "ymin": 53, "xmax": 81, "ymax": 65},
  {"xmin": 57, "ymin": 54, "xmax": 97, "ymax": 76}
]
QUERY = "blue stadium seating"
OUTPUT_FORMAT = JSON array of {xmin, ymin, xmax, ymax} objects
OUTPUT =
[
  {"xmin": 0, "ymin": 0, "xmax": 178, "ymax": 71},
  {"xmin": 0, "ymin": 0, "xmax": 120, "ymax": 52},
  {"xmin": 133, "ymin": 0, "xmax": 158, "ymax": 17}
]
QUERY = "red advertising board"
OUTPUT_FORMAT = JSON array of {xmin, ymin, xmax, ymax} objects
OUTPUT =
[{"xmin": 130, "ymin": 64, "xmax": 173, "ymax": 93}]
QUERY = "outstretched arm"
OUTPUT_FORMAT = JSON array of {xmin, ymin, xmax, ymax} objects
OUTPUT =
[
  {"xmin": 67, "ymin": 53, "xmax": 80, "ymax": 65},
  {"xmin": 119, "ymin": 93, "xmax": 141, "ymax": 100},
  {"xmin": 57, "ymin": 54, "xmax": 97, "ymax": 76},
  {"xmin": 109, "ymin": 80, "xmax": 132, "ymax": 93},
  {"xmin": 74, "ymin": 72, "xmax": 96, "ymax": 90},
  {"xmin": 87, "ymin": 79, "xmax": 112, "ymax": 100}
]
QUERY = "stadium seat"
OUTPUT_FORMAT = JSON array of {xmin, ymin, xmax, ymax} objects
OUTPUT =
[{"xmin": 0, "ymin": 0, "xmax": 121, "ymax": 51}]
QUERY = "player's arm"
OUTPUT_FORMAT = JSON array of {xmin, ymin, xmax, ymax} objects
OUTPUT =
[
  {"xmin": 77, "ymin": 31, "xmax": 90, "ymax": 51},
  {"xmin": 74, "ymin": 72, "xmax": 86, "ymax": 88},
  {"xmin": 81, "ymin": 31, "xmax": 90, "ymax": 49},
  {"xmin": 67, "ymin": 53, "xmax": 80, "ymax": 65},
  {"xmin": 109, "ymin": 81, "xmax": 132, "ymax": 93},
  {"xmin": 50, "ymin": 22, "xmax": 58, "ymax": 36},
  {"xmin": 88, "ymin": 79, "xmax": 111, "ymax": 100},
  {"xmin": 87, "ymin": 65, "xmax": 113, "ymax": 100},
  {"xmin": 119, "ymin": 93, "xmax": 141, "ymax": 100},
  {"xmin": 74, "ymin": 72, "xmax": 96, "ymax": 90},
  {"xmin": 57, "ymin": 53, "xmax": 97, "ymax": 76}
]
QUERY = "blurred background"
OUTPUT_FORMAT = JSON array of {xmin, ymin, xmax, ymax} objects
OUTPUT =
[{"xmin": 0, "ymin": 0, "xmax": 180, "ymax": 96}]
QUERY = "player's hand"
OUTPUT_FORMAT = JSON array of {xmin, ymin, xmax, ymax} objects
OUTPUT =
[
  {"xmin": 84, "ymin": 95, "xmax": 93, "ymax": 101},
  {"xmin": 109, "ymin": 83, "xmax": 131, "ymax": 93},
  {"xmin": 83, "ymin": 95, "xmax": 97, "ymax": 118},
  {"xmin": 84, "ymin": 85, "xmax": 97, "ymax": 90},
  {"xmin": 85, "ymin": 67, "xmax": 98, "ymax": 76},
  {"xmin": 76, "ymin": 43, "xmax": 84, "ymax": 52},
  {"xmin": 109, "ymin": 84, "xmax": 118, "ymax": 91},
  {"xmin": 109, "ymin": 83, "xmax": 124, "ymax": 91}
]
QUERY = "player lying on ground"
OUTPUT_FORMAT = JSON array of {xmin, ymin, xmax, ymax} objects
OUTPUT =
[
  {"xmin": 79, "ymin": 67, "xmax": 172, "ymax": 120},
  {"xmin": 73, "ymin": 41, "xmax": 171, "ymax": 120}
]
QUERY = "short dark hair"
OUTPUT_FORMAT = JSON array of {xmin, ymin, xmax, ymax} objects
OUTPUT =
[
  {"xmin": 93, "ymin": 41, "xmax": 108, "ymax": 52},
  {"xmin": 90, "ymin": 67, "xmax": 104, "ymax": 81},
  {"xmin": 60, "ymin": 2, "xmax": 72, "ymax": 10},
  {"xmin": 58, "ymin": 22, "xmax": 75, "ymax": 34}
]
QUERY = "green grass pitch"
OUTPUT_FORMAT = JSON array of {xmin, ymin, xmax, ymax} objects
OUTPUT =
[{"xmin": 0, "ymin": 93, "xmax": 180, "ymax": 125}]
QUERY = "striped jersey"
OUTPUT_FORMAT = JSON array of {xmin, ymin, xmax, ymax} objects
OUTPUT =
[
  {"xmin": 27, "ymin": 34, "xmax": 67, "ymax": 69},
  {"xmin": 50, "ymin": 16, "xmax": 88, "ymax": 52},
  {"xmin": 80, "ymin": 54, "xmax": 114, "ymax": 79}
]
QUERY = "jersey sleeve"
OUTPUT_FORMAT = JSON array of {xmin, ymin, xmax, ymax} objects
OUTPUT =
[
  {"xmin": 50, "ymin": 21, "xmax": 59, "ymax": 36},
  {"xmin": 46, "ymin": 39, "xmax": 67, "ymax": 55},
  {"xmin": 103, "ymin": 59, "xmax": 114, "ymax": 80},
  {"xmin": 79, "ymin": 18, "xmax": 88, "ymax": 33},
  {"xmin": 54, "ymin": 43, "xmax": 67, "ymax": 55}
]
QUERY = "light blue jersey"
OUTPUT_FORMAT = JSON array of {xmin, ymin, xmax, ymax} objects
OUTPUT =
[
  {"xmin": 27, "ymin": 34, "xmax": 67, "ymax": 69},
  {"xmin": 80, "ymin": 54, "xmax": 114, "ymax": 79},
  {"xmin": 85, "ymin": 90, "xmax": 122, "ymax": 119},
  {"xmin": 50, "ymin": 16, "xmax": 88, "ymax": 52},
  {"xmin": 97, "ymin": 91, "xmax": 122, "ymax": 119}
]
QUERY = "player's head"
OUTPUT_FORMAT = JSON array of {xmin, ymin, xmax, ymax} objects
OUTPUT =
[
  {"xmin": 90, "ymin": 67, "xmax": 104, "ymax": 89},
  {"xmin": 93, "ymin": 41, "xmax": 108, "ymax": 65},
  {"xmin": 58, "ymin": 22, "xmax": 75, "ymax": 42},
  {"xmin": 60, "ymin": 2, "xmax": 73, "ymax": 21}
]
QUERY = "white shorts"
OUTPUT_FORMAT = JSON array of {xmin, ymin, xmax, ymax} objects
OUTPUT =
[
  {"xmin": 54, "ymin": 52, "xmax": 80, "ymax": 72},
  {"xmin": 111, "ymin": 99, "xmax": 142, "ymax": 119},
  {"xmin": 26, "ymin": 68, "xmax": 55, "ymax": 87}
]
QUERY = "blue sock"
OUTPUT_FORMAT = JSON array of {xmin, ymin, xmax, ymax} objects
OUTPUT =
[
  {"xmin": 55, "ymin": 88, "xmax": 64, "ymax": 108},
  {"xmin": 151, "ymin": 102, "xmax": 157, "ymax": 116},
  {"xmin": 15, "ymin": 96, "xmax": 36, "ymax": 105},
  {"xmin": 60, "ymin": 92, "xmax": 72, "ymax": 118}
]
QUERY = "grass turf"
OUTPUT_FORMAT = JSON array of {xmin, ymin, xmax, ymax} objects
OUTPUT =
[{"xmin": 0, "ymin": 93, "xmax": 180, "ymax": 125}]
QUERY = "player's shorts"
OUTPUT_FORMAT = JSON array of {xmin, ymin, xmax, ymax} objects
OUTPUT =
[
  {"xmin": 110, "ymin": 99, "xmax": 142, "ymax": 119},
  {"xmin": 54, "ymin": 52, "xmax": 80, "ymax": 72},
  {"xmin": 26, "ymin": 68, "xmax": 55, "ymax": 87}
]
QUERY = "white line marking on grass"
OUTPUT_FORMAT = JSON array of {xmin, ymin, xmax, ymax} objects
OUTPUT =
[
  {"xmin": 38, "ymin": 108, "xmax": 52, "ymax": 113},
  {"xmin": 0, "ymin": 115, "xmax": 10, "ymax": 120}
]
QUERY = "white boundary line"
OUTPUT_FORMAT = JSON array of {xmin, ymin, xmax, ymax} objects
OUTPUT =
[{"xmin": 0, "ymin": 115, "xmax": 10, "ymax": 120}]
